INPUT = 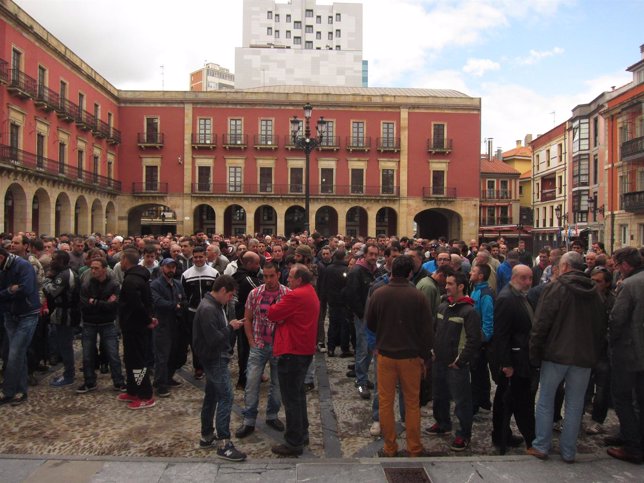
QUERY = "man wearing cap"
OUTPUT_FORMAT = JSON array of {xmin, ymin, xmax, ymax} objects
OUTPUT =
[{"xmin": 151, "ymin": 258, "xmax": 187, "ymax": 397}]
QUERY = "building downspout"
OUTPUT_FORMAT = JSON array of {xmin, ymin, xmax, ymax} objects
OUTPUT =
[{"xmin": 610, "ymin": 113, "xmax": 616, "ymax": 254}]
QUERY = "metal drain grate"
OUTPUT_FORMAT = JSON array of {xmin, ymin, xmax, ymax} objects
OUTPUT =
[{"xmin": 383, "ymin": 467, "xmax": 432, "ymax": 483}]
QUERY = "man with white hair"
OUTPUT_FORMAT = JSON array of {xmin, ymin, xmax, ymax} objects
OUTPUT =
[{"xmin": 206, "ymin": 243, "xmax": 229, "ymax": 275}]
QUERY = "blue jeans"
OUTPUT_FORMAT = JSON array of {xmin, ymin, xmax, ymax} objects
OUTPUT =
[
  {"xmin": 82, "ymin": 323, "xmax": 124, "ymax": 386},
  {"xmin": 432, "ymin": 362, "xmax": 473, "ymax": 438},
  {"xmin": 354, "ymin": 316, "xmax": 372, "ymax": 386},
  {"xmin": 532, "ymin": 360, "xmax": 590, "ymax": 461},
  {"xmin": 372, "ymin": 354, "xmax": 405, "ymax": 422},
  {"xmin": 278, "ymin": 353, "xmax": 312, "ymax": 449},
  {"xmin": 53, "ymin": 324, "xmax": 75, "ymax": 380},
  {"xmin": 3, "ymin": 313, "xmax": 39, "ymax": 398},
  {"xmin": 242, "ymin": 345, "xmax": 281, "ymax": 426},
  {"xmin": 201, "ymin": 356, "xmax": 234, "ymax": 440}
]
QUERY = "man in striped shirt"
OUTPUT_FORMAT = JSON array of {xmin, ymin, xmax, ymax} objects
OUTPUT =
[{"xmin": 235, "ymin": 262, "xmax": 290, "ymax": 438}]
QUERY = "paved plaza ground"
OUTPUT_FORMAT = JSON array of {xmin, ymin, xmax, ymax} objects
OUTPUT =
[{"xmin": 0, "ymin": 341, "xmax": 643, "ymax": 481}]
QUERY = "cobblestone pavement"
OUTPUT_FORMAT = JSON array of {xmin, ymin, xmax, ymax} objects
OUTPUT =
[{"xmin": 0, "ymin": 339, "xmax": 621, "ymax": 460}]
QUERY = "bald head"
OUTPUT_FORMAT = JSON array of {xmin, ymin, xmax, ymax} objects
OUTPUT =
[
  {"xmin": 511, "ymin": 264, "xmax": 533, "ymax": 293},
  {"xmin": 242, "ymin": 250, "xmax": 261, "ymax": 272}
]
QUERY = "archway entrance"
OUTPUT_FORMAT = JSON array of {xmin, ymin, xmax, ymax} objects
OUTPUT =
[
  {"xmin": 224, "ymin": 204, "xmax": 246, "ymax": 237},
  {"xmin": 194, "ymin": 204, "xmax": 216, "ymax": 235},
  {"xmin": 315, "ymin": 206, "xmax": 338, "ymax": 237},
  {"xmin": 54, "ymin": 192, "xmax": 72, "ymax": 236},
  {"xmin": 376, "ymin": 207, "xmax": 397, "ymax": 236},
  {"xmin": 254, "ymin": 205, "xmax": 277, "ymax": 235},
  {"xmin": 3, "ymin": 184, "xmax": 27, "ymax": 235},
  {"xmin": 414, "ymin": 208, "xmax": 462, "ymax": 240},
  {"xmin": 346, "ymin": 206, "xmax": 368, "ymax": 238},
  {"xmin": 128, "ymin": 205, "xmax": 177, "ymax": 235},
  {"xmin": 285, "ymin": 205, "xmax": 305, "ymax": 236},
  {"xmin": 74, "ymin": 196, "xmax": 89, "ymax": 235}
]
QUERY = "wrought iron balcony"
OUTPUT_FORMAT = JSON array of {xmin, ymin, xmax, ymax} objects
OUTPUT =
[
  {"xmin": 317, "ymin": 135, "xmax": 340, "ymax": 151},
  {"xmin": 423, "ymin": 186, "xmax": 457, "ymax": 198},
  {"xmin": 346, "ymin": 136, "xmax": 371, "ymax": 152},
  {"xmin": 35, "ymin": 84, "xmax": 60, "ymax": 112},
  {"xmin": 621, "ymin": 136, "xmax": 644, "ymax": 162},
  {"xmin": 191, "ymin": 133, "xmax": 217, "ymax": 149},
  {"xmin": 190, "ymin": 183, "xmax": 399, "ymax": 197},
  {"xmin": 253, "ymin": 134, "xmax": 279, "ymax": 149},
  {"xmin": 55, "ymin": 98, "xmax": 79, "ymax": 123},
  {"xmin": 0, "ymin": 59, "xmax": 8, "ymax": 84},
  {"xmin": 0, "ymin": 144, "xmax": 121, "ymax": 192},
  {"xmin": 540, "ymin": 188, "xmax": 556, "ymax": 201},
  {"xmin": 7, "ymin": 69, "xmax": 37, "ymax": 99},
  {"xmin": 481, "ymin": 189, "xmax": 512, "ymax": 200},
  {"xmin": 132, "ymin": 182, "xmax": 169, "ymax": 194},
  {"xmin": 427, "ymin": 138, "xmax": 453, "ymax": 153},
  {"xmin": 75, "ymin": 109, "xmax": 96, "ymax": 132},
  {"xmin": 377, "ymin": 137, "xmax": 400, "ymax": 152},
  {"xmin": 137, "ymin": 132, "xmax": 164, "ymax": 148},
  {"xmin": 623, "ymin": 191, "xmax": 644, "ymax": 212},
  {"xmin": 93, "ymin": 119, "xmax": 111, "ymax": 139},
  {"xmin": 222, "ymin": 133, "xmax": 247, "ymax": 149},
  {"xmin": 107, "ymin": 127, "xmax": 121, "ymax": 145}
]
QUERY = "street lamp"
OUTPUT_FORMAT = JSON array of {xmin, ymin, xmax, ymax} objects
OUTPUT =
[
  {"xmin": 554, "ymin": 205, "xmax": 569, "ymax": 249},
  {"xmin": 587, "ymin": 194, "xmax": 605, "ymax": 217},
  {"xmin": 290, "ymin": 103, "xmax": 327, "ymax": 234}
]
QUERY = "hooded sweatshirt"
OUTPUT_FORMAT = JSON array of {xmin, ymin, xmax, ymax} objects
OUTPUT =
[
  {"xmin": 434, "ymin": 296, "xmax": 481, "ymax": 366},
  {"xmin": 530, "ymin": 270, "xmax": 606, "ymax": 368}
]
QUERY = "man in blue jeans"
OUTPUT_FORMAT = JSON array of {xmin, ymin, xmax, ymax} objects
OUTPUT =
[
  {"xmin": 193, "ymin": 275, "xmax": 247, "ymax": 462},
  {"xmin": 236, "ymin": 263, "xmax": 289, "ymax": 438},
  {"xmin": 0, "ymin": 247, "xmax": 41, "ymax": 406},
  {"xmin": 528, "ymin": 251, "xmax": 605, "ymax": 463}
]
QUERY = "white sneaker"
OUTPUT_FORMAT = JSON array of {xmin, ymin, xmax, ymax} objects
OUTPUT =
[
  {"xmin": 370, "ymin": 421, "xmax": 381, "ymax": 436},
  {"xmin": 586, "ymin": 422, "xmax": 603, "ymax": 435}
]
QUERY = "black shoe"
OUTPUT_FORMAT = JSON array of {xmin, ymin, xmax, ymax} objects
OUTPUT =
[
  {"xmin": 235, "ymin": 424, "xmax": 255, "ymax": 439},
  {"xmin": 217, "ymin": 440, "xmax": 247, "ymax": 461},
  {"xmin": 346, "ymin": 370, "xmax": 356, "ymax": 378},
  {"xmin": 339, "ymin": 351, "xmax": 354, "ymax": 358},
  {"xmin": 36, "ymin": 364, "xmax": 49, "ymax": 373},
  {"xmin": 113, "ymin": 383, "xmax": 127, "ymax": 392},
  {"xmin": 607, "ymin": 447, "xmax": 644, "ymax": 464},
  {"xmin": 304, "ymin": 382, "xmax": 315, "ymax": 393},
  {"xmin": 271, "ymin": 443, "xmax": 303, "ymax": 457},
  {"xmin": 266, "ymin": 418, "xmax": 285, "ymax": 432},
  {"xmin": 492, "ymin": 435, "xmax": 524, "ymax": 448},
  {"xmin": 199, "ymin": 435, "xmax": 217, "ymax": 448},
  {"xmin": 604, "ymin": 434, "xmax": 625, "ymax": 446},
  {"xmin": 167, "ymin": 378, "xmax": 183, "ymax": 387},
  {"xmin": 365, "ymin": 380, "xmax": 375, "ymax": 390},
  {"xmin": 327, "ymin": 348, "xmax": 336, "ymax": 357},
  {"xmin": 76, "ymin": 382, "xmax": 98, "ymax": 394},
  {"xmin": 357, "ymin": 384, "xmax": 371, "ymax": 400},
  {"xmin": 10, "ymin": 393, "xmax": 27, "ymax": 406},
  {"xmin": 99, "ymin": 364, "xmax": 109, "ymax": 374},
  {"xmin": 156, "ymin": 386, "xmax": 170, "ymax": 398},
  {"xmin": 347, "ymin": 363, "xmax": 356, "ymax": 370}
]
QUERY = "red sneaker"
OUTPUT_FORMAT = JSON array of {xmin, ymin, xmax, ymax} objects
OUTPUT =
[
  {"xmin": 127, "ymin": 398, "xmax": 156, "ymax": 410},
  {"xmin": 117, "ymin": 393, "xmax": 138, "ymax": 403}
]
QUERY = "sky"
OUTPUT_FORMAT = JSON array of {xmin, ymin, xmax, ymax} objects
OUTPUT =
[{"xmin": 13, "ymin": 0, "xmax": 644, "ymax": 153}]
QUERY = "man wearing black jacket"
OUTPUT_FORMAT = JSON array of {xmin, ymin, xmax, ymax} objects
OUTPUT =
[
  {"xmin": 490, "ymin": 265, "xmax": 535, "ymax": 452},
  {"xmin": 78, "ymin": 258, "xmax": 124, "ymax": 393},
  {"xmin": 118, "ymin": 249, "xmax": 157, "ymax": 410},
  {"xmin": 323, "ymin": 249, "xmax": 351, "ymax": 357}
]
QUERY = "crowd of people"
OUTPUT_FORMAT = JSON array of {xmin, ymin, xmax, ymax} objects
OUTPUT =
[{"xmin": 0, "ymin": 230, "xmax": 643, "ymax": 464}]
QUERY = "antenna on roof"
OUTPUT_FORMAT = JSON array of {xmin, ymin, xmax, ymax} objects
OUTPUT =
[{"xmin": 160, "ymin": 65, "xmax": 165, "ymax": 90}]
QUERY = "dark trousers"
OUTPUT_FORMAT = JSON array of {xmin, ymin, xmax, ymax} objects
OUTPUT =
[
  {"xmin": 590, "ymin": 358, "xmax": 612, "ymax": 424},
  {"xmin": 471, "ymin": 346, "xmax": 492, "ymax": 412},
  {"xmin": 235, "ymin": 329, "xmax": 250, "ymax": 386},
  {"xmin": 492, "ymin": 373, "xmax": 535, "ymax": 445},
  {"xmin": 432, "ymin": 362, "xmax": 473, "ymax": 438},
  {"xmin": 611, "ymin": 364, "xmax": 644, "ymax": 456},
  {"xmin": 182, "ymin": 311, "xmax": 202, "ymax": 372},
  {"xmin": 278, "ymin": 354, "xmax": 312, "ymax": 449},
  {"xmin": 154, "ymin": 317, "xmax": 182, "ymax": 389},
  {"xmin": 53, "ymin": 324, "xmax": 75, "ymax": 380},
  {"xmin": 327, "ymin": 305, "xmax": 351, "ymax": 353},
  {"xmin": 122, "ymin": 329, "xmax": 152, "ymax": 399},
  {"xmin": 27, "ymin": 315, "xmax": 49, "ymax": 372}
]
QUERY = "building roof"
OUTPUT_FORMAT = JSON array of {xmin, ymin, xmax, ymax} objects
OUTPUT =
[
  {"xmin": 239, "ymin": 85, "xmax": 471, "ymax": 98},
  {"xmin": 502, "ymin": 146, "xmax": 532, "ymax": 158},
  {"xmin": 520, "ymin": 169, "xmax": 532, "ymax": 180},
  {"xmin": 480, "ymin": 158, "xmax": 521, "ymax": 175}
]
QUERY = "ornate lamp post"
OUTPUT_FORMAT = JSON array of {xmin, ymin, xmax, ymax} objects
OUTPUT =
[{"xmin": 290, "ymin": 103, "xmax": 327, "ymax": 234}]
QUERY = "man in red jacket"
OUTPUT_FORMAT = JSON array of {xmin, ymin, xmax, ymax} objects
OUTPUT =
[{"xmin": 267, "ymin": 263, "xmax": 320, "ymax": 456}]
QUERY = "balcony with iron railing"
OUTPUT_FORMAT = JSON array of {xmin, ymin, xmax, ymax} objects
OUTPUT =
[
  {"xmin": 0, "ymin": 59, "xmax": 8, "ymax": 84},
  {"xmin": 192, "ymin": 133, "xmax": 217, "ymax": 149},
  {"xmin": 480, "ymin": 216, "xmax": 513, "ymax": 227},
  {"xmin": 74, "ymin": 109, "xmax": 96, "ymax": 132},
  {"xmin": 377, "ymin": 137, "xmax": 400, "ymax": 152},
  {"xmin": 427, "ymin": 137, "xmax": 453, "ymax": 153},
  {"xmin": 107, "ymin": 126, "xmax": 121, "ymax": 145},
  {"xmin": 481, "ymin": 189, "xmax": 512, "ymax": 200},
  {"xmin": 540, "ymin": 188, "xmax": 557, "ymax": 201},
  {"xmin": 318, "ymin": 135, "xmax": 341, "ymax": 151},
  {"xmin": 621, "ymin": 136, "xmax": 644, "ymax": 162},
  {"xmin": 423, "ymin": 186, "xmax": 457, "ymax": 198},
  {"xmin": 622, "ymin": 191, "xmax": 644, "ymax": 213},
  {"xmin": 0, "ymin": 144, "xmax": 121, "ymax": 192},
  {"xmin": 222, "ymin": 133, "xmax": 248, "ymax": 149},
  {"xmin": 253, "ymin": 134, "xmax": 279, "ymax": 150},
  {"xmin": 7, "ymin": 69, "xmax": 37, "ymax": 99},
  {"xmin": 35, "ymin": 84, "xmax": 60, "ymax": 112},
  {"xmin": 132, "ymin": 182, "xmax": 169, "ymax": 194},
  {"xmin": 55, "ymin": 97, "xmax": 79, "ymax": 123},
  {"xmin": 346, "ymin": 136, "xmax": 371, "ymax": 152},
  {"xmin": 137, "ymin": 132, "xmax": 164, "ymax": 148},
  {"xmin": 191, "ymin": 183, "xmax": 399, "ymax": 197}
]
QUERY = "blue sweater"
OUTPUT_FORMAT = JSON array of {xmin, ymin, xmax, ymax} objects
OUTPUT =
[{"xmin": 470, "ymin": 281, "xmax": 494, "ymax": 342}]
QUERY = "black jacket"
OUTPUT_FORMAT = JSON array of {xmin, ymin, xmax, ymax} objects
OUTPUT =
[
  {"xmin": 491, "ymin": 284, "xmax": 533, "ymax": 378},
  {"xmin": 434, "ymin": 297, "xmax": 481, "ymax": 367},
  {"xmin": 119, "ymin": 265, "xmax": 153, "ymax": 332},
  {"xmin": 343, "ymin": 263, "xmax": 374, "ymax": 318},
  {"xmin": 193, "ymin": 292, "xmax": 233, "ymax": 361},
  {"xmin": 233, "ymin": 267, "xmax": 261, "ymax": 319},
  {"xmin": 151, "ymin": 275, "xmax": 186, "ymax": 326},
  {"xmin": 80, "ymin": 276, "xmax": 120, "ymax": 325},
  {"xmin": 322, "ymin": 259, "xmax": 349, "ymax": 306}
]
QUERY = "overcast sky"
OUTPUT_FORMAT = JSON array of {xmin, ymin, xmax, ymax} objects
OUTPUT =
[{"xmin": 13, "ymin": 0, "xmax": 644, "ymax": 153}]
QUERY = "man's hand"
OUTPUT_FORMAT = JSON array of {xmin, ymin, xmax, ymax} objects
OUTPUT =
[
  {"xmin": 147, "ymin": 317, "xmax": 159, "ymax": 330},
  {"xmin": 230, "ymin": 319, "xmax": 244, "ymax": 331},
  {"xmin": 107, "ymin": 294, "xmax": 117, "ymax": 303},
  {"xmin": 502, "ymin": 367, "xmax": 514, "ymax": 378},
  {"xmin": 8, "ymin": 284, "xmax": 20, "ymax": 294}
]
